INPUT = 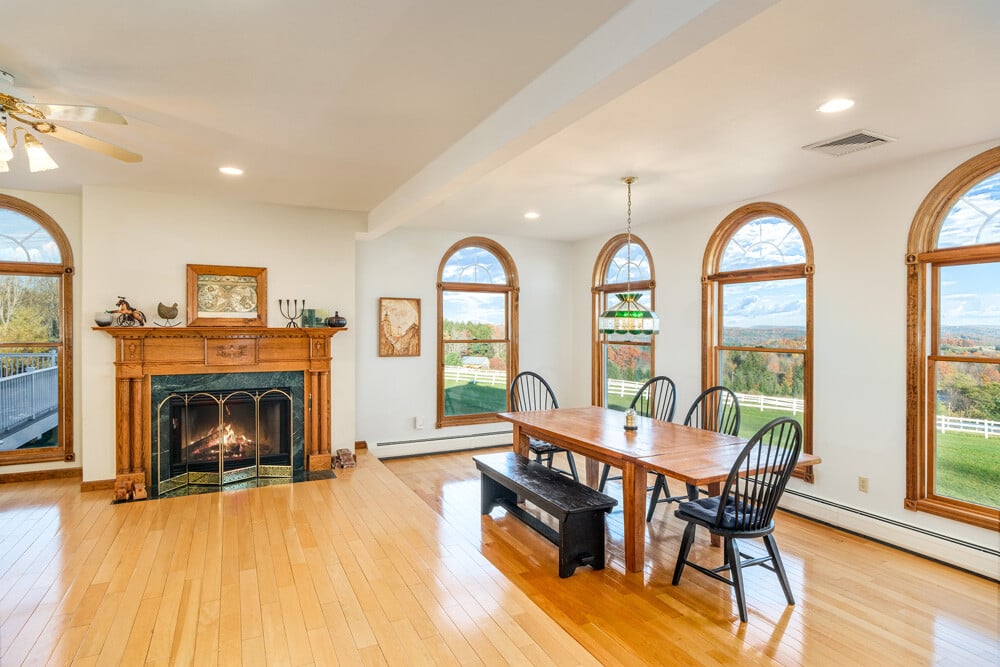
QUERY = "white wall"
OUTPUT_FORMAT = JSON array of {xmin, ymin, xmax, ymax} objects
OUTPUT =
[
  {"xmin": 570, "ymin": 140, "xmax": 1000, "ymax": 575},
  {"xmin": 0, "ymin": 188, "xmax": 83, "ymax": 475},
  {"xmin": 355, "ymin": 227, "xmax": 575, "ymax": 457},
  {"xmin": 79, "ymin": 186, "xmax": 364, "ymax": 482}
]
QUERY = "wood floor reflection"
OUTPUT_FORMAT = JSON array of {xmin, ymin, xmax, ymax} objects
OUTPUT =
[{"xmin": 385, "ymin": 447, "xmax": 1000, "ymax": 667}]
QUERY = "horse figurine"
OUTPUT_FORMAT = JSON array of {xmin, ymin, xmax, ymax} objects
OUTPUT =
[{"xmin": 113, "ymin": 296, "xmax": 147, "ymax": 327}]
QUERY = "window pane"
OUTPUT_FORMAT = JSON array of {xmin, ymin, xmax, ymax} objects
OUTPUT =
[
  {"xmin": 722, "ymin": 279, "xmax": 806, "ymax": 349},
  {"xmin": 442, "ymin": 343, "xmax": 508, "ymax": 417},
  {"xmin": 933, "ymin": 360, "xmax": 1000, "ymax": 508},
  {"xmin": 939, "ymin": 263, "xmax": 1000, "ymax": 358},
  {"xmin": 442, "ymin": 292, "xmax": 506, "ymax": 340},
  {"xmin": 604, "ymin": 242, "xmax": 651, "ymax": 285},
  {"xmin": 0, "ymin": 275, "xmax": 60, "ymax": 343},
  {"xmin": 720, "ymin": 350, "xmax": 805, "ymax": 439},
  {"xmin": 0, "ymin": 210, "xmax": 61, "ymax": 263},
  {"xmin": 604, "ymin": 343, "xmax": 651, "ymax": 411},
  {"xmin": 720, "ymin": 217, "xmax": 806, "ymax": 271},
  {"xmin": 0, "ymin": 347, "xmax": 59, "ymax": 449},
  {"xmin": 936, "ymin": 172, "xmax": 1000, "ymax": 249},
  {"xmin": 441, "ymin": 246, "xmax": 507, "ymax": 284}
]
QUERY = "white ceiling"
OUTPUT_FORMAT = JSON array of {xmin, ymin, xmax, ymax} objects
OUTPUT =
[{"xmin": 2, "ymin": 0, "xmax": 999, "ymax": 242}]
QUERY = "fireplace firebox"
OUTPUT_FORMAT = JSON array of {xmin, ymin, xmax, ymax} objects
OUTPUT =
[{"xmin": 158, "ymin": 388, "xmax": 292, "ymax": 493}]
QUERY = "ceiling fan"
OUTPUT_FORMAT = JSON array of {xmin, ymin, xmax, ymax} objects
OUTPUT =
[{"xmin": 0, "ymin": 69, "xmax": 142, "ymax": 172}]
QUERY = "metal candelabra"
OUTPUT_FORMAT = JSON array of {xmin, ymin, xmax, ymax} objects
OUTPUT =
[{"xmin": 279, "ymin": 299, "xmax": 303, "ymax": 328}]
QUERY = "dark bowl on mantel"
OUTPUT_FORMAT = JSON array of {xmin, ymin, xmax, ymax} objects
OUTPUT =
[{"xmin": 326, "ymin": 311, "xmax": 347, "ymax": 328}]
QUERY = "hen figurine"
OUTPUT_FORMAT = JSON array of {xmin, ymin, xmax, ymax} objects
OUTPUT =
[{"xmin": 156, "ymin": 302, "xmax": 180, "ymax": 327}]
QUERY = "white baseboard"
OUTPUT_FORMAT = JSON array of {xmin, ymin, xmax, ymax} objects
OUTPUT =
[
  {"xmin": 372, "ymin": 430, "xmax": 512, "ymax": 459},
  {"xmin": 780, "ymin": 492, "xmax": 999, "ymax": 580}
]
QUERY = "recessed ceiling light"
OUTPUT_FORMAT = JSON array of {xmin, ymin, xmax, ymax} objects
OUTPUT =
[
  {"xmin": 524, "ymin": 211, "xmax": 540, "ymax": 220},
  {"xmin": 219, "ymin": 166, "xmax": 244, "ymax": 176},
  {"xmin": 818, "ymin": 98, "xmax": 855, "ymax": 113}
]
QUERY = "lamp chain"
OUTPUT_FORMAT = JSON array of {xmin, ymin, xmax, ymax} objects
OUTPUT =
[{"xmin": 623, "ymin": 176, "xmax": 635, "ymax": 292}]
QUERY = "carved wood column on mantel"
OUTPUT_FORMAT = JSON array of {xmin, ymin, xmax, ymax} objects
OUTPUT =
[{"xmin": 95, "ymin": 326, "xmax": 347, "ymax": 495}]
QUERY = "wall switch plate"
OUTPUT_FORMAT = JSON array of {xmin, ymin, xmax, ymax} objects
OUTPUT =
[
  {"xmin": 858, "ymin": 476, "xmax": 869, "ymax": 493},
  {"xmin": 414, "ymin": 416, "xmax": 424, "ymax": 429}
]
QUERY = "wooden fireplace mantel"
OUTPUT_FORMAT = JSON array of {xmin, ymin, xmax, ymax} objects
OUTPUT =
[{"xmin": 95, "ymin": 326, "xmax": 347, "ymax": 496}]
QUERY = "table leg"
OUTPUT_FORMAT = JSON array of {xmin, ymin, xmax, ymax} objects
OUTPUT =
[
  {"xmin": 512, "ymin": 424, "xmax": 528, "ymax": 457},
  {"xmin": 621, "ymin": 461, "xmax": 646, "ymax": 573},
  {"xmin": 585, "ymin": 457, "xmax": 599, "ymax": 488},
  {"xmin": 707, "ymin": 481, "xmax": 722, "ymax": 547}
]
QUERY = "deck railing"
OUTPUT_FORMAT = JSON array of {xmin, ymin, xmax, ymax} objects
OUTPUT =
[{"xmin": 0, "ymin": 352, "xmax": 59, "ymax": 435}]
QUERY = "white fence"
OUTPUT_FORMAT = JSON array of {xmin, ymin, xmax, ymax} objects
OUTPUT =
[
  {"xmin": 937, "ymin": 415, "xmax": 999, "ymax": 439},
  {"xmin": 443, "ymin": 366, "xmax": 507, "ymax": 388},
  {"xmin": 733, "ymin": 392, "xmax": 804, "ymax": 415}
]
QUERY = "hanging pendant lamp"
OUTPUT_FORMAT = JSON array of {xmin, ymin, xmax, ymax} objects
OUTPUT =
[{"xmin": 598, "ymin": 177, "xmax": 659, "ymax": 335}]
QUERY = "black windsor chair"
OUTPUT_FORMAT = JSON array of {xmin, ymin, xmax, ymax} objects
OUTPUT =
[
  {"xmin": 597, "ymin": 376, "xmax": 677, "ymax": 493},
  {"xmin": 645, "ymin": 386, "xmax": 741, "ymax": 521},
  {"xmin": 671, "ymin": 416, "xmax": 802, "ymax": 622},
  {"xmin": 509, "ymin": 371, "xmax": 579, "ymax": 482}
]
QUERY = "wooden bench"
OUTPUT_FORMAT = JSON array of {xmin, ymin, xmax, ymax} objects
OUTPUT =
[{"xmin": 473, "ymin": 451, "xmax": 617, "ymax": 578}]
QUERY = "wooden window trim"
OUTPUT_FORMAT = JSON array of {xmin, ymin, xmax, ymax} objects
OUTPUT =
[
  {"xmin": 905, "ymin": 146, "xmax": 1000, "ymax": 530},
  {"xmin": 0, "ymin": 194, "xmax": 75, "ymax": 465},
  {"xmin": 591, "ymin": 233, "xmax": 656, "ymax": 406},
  {"xmin": 702, "ymin": 202, "xmax": 814, "ymax": 481},
  {"xmin": 436, "ymin": 237, "xmax": 518, "ymax": 428}
]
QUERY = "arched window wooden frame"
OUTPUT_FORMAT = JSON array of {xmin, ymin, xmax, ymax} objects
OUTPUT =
[
  {"xmin": 702, "ymin": 202, "xmax": 814, "ymax": 481},
  {"xmin": 591, "ymin": 233, "xmax": 656, "ymax": 406},
  {"xmin": 905, "ymin": 145, "xmax": 1000, "ymax": 530},
  {"xmin": 436, "ymin": 237, "xmax": 519, "ymax": 428},
  {"xmin": 0, "ymin": 194, "xmax": 75, "ymax": 465}
]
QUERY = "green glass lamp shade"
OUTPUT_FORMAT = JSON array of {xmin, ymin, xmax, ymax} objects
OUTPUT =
[{"xmin": 598, "ymin": 293, "xmax": 659, "ymax": 335}]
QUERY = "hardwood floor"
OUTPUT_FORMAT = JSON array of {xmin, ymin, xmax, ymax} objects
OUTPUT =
[
  {"xmin": 0, "ymin": 449, "xmax": 996, "ymax": 665},
  {"xmin": 385, "ymin": 448, "xmax": 1000, "ymax": 667},
  {"xmin": 0, "ymin": 454, "xmax": 597, "ymax": 666}
]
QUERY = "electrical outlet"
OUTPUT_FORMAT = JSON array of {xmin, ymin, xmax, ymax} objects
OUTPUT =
[{"xmin": 858, "ymin": 476, "xmax": 869, "ymax": 493}]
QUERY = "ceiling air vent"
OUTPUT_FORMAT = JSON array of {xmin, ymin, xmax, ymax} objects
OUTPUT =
[{"xmin": 803, "ymin": 129, "xmax": 895, "ymax": 157}]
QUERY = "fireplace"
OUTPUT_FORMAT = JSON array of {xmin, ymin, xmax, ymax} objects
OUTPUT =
[
  {"xmin": 96, "ymin": 326, "xmax": 346, "ymax": 500},
  {"xmin": 155, "ymin": 380, "xmax": 296, "ymax": 494}
]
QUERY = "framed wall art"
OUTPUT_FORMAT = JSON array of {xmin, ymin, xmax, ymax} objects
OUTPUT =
[
  {"xmin": 186, "ymin": 264, "xmax": 267, "ymax": 327},
  {"xmin": 378, "ymin": 297, "xmax": 420, "ymax": 357}
]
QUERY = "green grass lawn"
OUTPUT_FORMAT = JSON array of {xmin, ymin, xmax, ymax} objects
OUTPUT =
[
  {"xmin": 935, "ymin": 430, "xmax": 1000, "ymax": 508},
  {"xmin": 443, "ymin": 381, "xmax": 506, "ymax": 416}
]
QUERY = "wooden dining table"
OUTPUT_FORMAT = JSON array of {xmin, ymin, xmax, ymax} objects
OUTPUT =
[{"xmin": 496, "ymin": 406, "xmax": 820, "ymax": 574}]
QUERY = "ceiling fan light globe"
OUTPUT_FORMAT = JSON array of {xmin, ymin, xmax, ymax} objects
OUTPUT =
[{"xmin": 24, "ymin": 133, "xmax": 58, "ymax": 172}]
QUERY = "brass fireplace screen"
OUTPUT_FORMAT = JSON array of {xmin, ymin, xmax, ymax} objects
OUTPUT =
[{"xmin": 156, "ymin": 388, "xmax": 292, "ymax": 494}]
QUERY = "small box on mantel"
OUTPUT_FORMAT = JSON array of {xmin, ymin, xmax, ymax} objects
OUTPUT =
[{"xmin": 301, "ymin": 308, "xmax": 330, "ymax": 327}]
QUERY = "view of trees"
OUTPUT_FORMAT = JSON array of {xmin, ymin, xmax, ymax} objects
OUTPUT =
[
  {"xmin": 0, "ymin": 274, "xmax": 59, "ymax": 348},
  {"xmin": 606, "ymin": 344, "xmax": 651, "ymax": 381},
  {"xmin": 443, "ymin": 320, "xmax": 507, "ymax": 370},
  {"xmin": 722, "ymin": 349, "xmax": 804, "ymax": 398},
  {"xmin": 937, "ymin": 361, "xmax": 1000, "ymax": 421}
]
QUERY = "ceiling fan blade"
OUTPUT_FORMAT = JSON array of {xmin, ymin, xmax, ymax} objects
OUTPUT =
[
  {"xmin": 39, "ymin": 123, "xmax": 142, "ymax": 163},
  {"xmin": 32, "ymin": 103, "xmax": 127, "ymax": 125}
]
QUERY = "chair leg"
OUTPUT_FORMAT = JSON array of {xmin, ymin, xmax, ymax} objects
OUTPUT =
[
  {"xmin": 565, "ymin": 452, "xmax": 580, "ymax": 482},
  {"xmin": 598, "ymin": 463, "xmax": 612, "ymax": 492},
  {"xmin": 671, "ymin": 523, "xmax": 697, "ymax": 585},
  {"xmin": 726, "ymin": 536, "xmax": 748, "ymax": 622},
  {"xmin": 646, "ymin": 474, "xmax": 666, "ymax": 522},
  {"xmin": 763, "ymin": 534, "xmax": 795, "ymax": 606}
]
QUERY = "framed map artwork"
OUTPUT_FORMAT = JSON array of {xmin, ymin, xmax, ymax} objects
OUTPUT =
[
  {"xmin": 186, "ymin": 264, "xmax": 267, "ymax": 326},
  {"xmin": 378, "ymin": 297, "xmax": 420, "ymax": 357}
]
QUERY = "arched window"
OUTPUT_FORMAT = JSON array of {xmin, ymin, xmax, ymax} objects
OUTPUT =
[
  {"xmin": 436, "ymin": 237, "xmax": 518, "ymax": 427},
  {"xmin": 0, "ymin": 195, "xmax": 74, "ymax": 465},
  {"xmin": 592, "ymin": 234, "xmax": 655, "ymax": 409},
  {"xmin": 905, "ymin": 146, "xmax": 1000, "ymax": 529},
  {"xmin": 703, "ymin": 203, "xmax": 814, "ymax": 479}
]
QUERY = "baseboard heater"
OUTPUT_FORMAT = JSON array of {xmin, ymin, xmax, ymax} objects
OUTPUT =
[
  {"xmin": 782, "ymin": 488, "xmax": 999, "ymax": 579},
  {"xmin": 376, "ymin": 430, "xmax": 512, "ymax": 458}
]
